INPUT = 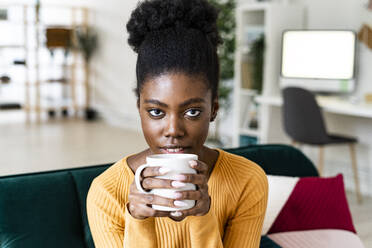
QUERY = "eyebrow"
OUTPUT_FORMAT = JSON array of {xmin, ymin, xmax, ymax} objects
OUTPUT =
[{"xmin": 144, "ymin": 98, "xmax": 206, "ymax": 108}]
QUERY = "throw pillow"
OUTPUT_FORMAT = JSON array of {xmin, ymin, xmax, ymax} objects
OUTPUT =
[
  {"xmin": 262, "ymin": 175, "xmax": 299, "ymax": 234},
  {"xmin": 268, "ymin": 174, "xmax": 356, "ymax": 234},
  {"xmin": 268, "ymin": 229, "xmax": 364, "ymax": 248}
]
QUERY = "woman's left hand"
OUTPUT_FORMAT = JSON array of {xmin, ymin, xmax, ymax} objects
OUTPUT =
[{"xmin": 170, "ymin": 159, "xmax": 211, "ymax": 221}]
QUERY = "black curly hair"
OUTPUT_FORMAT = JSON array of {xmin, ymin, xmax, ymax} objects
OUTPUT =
[{"xmin": 126, "ymin": 0, "xmax": 222, "ymax": 100}]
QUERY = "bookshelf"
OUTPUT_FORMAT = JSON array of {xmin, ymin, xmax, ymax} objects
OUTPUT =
[
  {"xmin": 0, "ymin": 3, "xmax": 90, "ymax": 123},
  {"xmin": 233, "ymin": 2, "xmax": 305, "ymax": 146}
]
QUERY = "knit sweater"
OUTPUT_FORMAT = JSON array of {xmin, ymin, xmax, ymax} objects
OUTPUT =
[{"xmin": 87, "ymin": 149, "xmax": 268, "ymax": 248}]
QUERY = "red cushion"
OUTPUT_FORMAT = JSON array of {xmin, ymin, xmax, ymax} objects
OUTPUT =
[{"xmin": 268, "ymin": 174, "xmax": 356, "ymax": 234}]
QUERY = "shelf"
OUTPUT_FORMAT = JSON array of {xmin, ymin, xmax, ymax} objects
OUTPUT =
[
  {"xmin": 239, "ymin": 2, "xmax": 292, "ymax": 12},
  {"xmin": 40, "ymin": 105, "xmax": 86, "ymax": 112},
  {"xmin": 0, "ymin": 64, "xmax": 27, "ymax": 69},
  {"xmin": 0, "ymin": 45, "xmax": 26, "ymax": 49},
  {"xmin": 239, "ymin": 128, "xmax": 260, "ymax": 137},
  {"xmin": 0, "ymin": 102, "xmax": 22, "ymax": 110},
  {"xmin": 255, "ymin": 95, "xmax": 282, "ymax": 106},
  {"xmin": 0, "ymin": 21, "xmax": 28, "ymax": 26},
  {"xmin": 240, "ymin": 88, "xmax": 258, "ymax": 96},
  {"xmin": 0, "ymin": 3, "xmax": 90, "ymax": 123},
  {"xmin": 41, "ymin": 97, "xmax": 71, "ymax": 107},
  {"xmin": 233, "ymin": 3, "xmax": 305, "ymax": 146},
  {"xmin": 239, "ymin": 2, "xmax": 272, "ymax": 12},
  {"xmin": 39, "ymin": 80, "xmax": 85, "ymax": 85},
  {"xmin": 2, "ymin": 81, "xmax": 86, "ymax": 87}
]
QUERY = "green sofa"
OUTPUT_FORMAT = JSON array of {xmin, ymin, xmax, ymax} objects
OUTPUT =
[{"xmin": 0, "ymin": 144, "xmax": 318, "ymax": 248}]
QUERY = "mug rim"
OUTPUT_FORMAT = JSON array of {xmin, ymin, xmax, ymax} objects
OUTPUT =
[{"xmin": 146, "ymin": 153, "xmax": 198, "ymax": 160}]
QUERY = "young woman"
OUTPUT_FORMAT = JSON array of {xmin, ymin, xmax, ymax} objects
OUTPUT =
[{"xmin": 87, "ymin": 0, "xmax": 268, "ymax": 247}]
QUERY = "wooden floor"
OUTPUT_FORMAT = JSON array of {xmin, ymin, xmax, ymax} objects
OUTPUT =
[{"xmin": 1, "ymin": 117, "xmax": 371, "ymax": 247}]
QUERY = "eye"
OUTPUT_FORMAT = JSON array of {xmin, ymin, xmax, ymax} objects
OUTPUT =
[
  {"xmin": 148, "ymin": 109, "xmax": 164, "ymax": 117},
  {"xmin": 185, "ymin": 109, "xmax": 201, "ymax": 118}
]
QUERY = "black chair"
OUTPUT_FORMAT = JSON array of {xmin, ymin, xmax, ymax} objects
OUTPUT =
[{"xmin": 282, "ymin": 87, "xmax": 362, "ymax": 203}]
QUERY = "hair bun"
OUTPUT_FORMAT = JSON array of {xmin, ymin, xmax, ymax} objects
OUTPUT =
[{"xmin": 126, "ymin": 0, "xmax": 222, "ymax": 53}]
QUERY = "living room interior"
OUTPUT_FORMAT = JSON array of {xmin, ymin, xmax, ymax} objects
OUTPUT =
[{"xmin": 1, "ymin": 0, "xmax": 372, "ymax": 247}]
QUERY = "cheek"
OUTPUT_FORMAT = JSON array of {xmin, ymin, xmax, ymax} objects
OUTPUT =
[
  {"xmin": 190, "ymin": 117, "xmax": 210, "ymax": 144},
  {"xmin": 140, "ymin": 113, "xmax": 160, "ymax": 139}
]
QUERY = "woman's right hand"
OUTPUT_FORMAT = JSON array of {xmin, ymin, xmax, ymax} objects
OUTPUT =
[{"xmin": 127, "ymin": 166, "xmax": 183, "ymax": 219}]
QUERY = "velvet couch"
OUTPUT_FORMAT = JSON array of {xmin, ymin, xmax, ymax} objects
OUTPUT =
[{"xmin": 0, "ymin": 144, "xmax": 363, "ymax": 248}]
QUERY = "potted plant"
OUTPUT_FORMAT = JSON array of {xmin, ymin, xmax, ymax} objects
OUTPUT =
[
  {"xmin": 75, "ymin": 26, "xmax": 98, "ymax": 120},
  {"xmin": 249, "ymin": 34, "xmax": 264, "ymax": 94}
]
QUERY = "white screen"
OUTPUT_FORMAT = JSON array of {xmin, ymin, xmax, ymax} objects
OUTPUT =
[{"xmin": 281, "ymin": 31, "xmax": 356, "ymax": 79}]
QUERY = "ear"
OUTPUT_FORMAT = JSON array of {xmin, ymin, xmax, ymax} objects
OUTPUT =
[
  {"xmin": 210, "ymin": 98, "xmax": 219, "ymax": 122},
  {"xmin": 136, "ymin": 98, "xmax": 140, "ymax": 109}
]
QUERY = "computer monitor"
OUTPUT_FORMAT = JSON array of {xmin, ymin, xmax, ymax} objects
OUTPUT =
[{"xmin": 280, "ymin": 30, "xmax": 357, "ymax": 94}]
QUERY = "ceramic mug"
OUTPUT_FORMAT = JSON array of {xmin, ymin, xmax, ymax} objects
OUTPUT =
[{"xmin": 134, "ymin": 153, "xmax": 197, "ymax": 211}]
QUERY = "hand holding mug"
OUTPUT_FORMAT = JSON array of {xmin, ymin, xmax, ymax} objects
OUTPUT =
[
  {"xmin": 127, "ymin": 167, "xmax": 176, "ymax": 219},
  {"xmin": 128, "ymin": 154, "xmax": 211, "ymax": 221},
  {"xmin": 128, "ymin": 154, "xmax": 197, "ymax": 219},
  {"xmin": 168, "ymin": 159, "xmax": 211, "ymax": 221}
]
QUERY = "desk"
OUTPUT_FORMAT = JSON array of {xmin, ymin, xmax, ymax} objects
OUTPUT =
[
  {"xmin": 256, "ymin": 95, "xmax": 372, "ymax": 119},
  {"xmin": 255, "ymin": 95, "xmax": 372, "ymax": 196}
]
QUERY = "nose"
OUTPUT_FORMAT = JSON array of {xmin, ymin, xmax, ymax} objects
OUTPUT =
[{"xmin": 164, "ymin": 114, "xmax": 185, "ymax": 138}]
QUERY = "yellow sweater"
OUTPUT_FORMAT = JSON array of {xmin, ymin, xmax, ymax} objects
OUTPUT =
[{"xmin": 87, "ymin": 149, "xmax": 268, "ymax": 248}]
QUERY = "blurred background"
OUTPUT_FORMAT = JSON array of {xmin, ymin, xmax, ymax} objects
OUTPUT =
[{"xmin": 0, "ymin": 0, "xmax": 371, "ymax": 246}]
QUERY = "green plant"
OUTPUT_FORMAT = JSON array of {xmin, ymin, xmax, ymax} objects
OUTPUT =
[
  {"xmin": 75, "ymin": 27, "xmax": 98, "ymax": 63},
  {"xmin": 75, "ymin": 26, "xmax": 99, "ymax": 120},
  {"xmin": 249, "ymin": 35, "xmax": 264, "ymax": 94},
  {"xmin": 207, "ymin": 0, "xmax": 236, "ymax": 144},
  {"xmin": 209, "ymin": 0, "xmax": 235, "ymax": 109},
  {"xmin": 209, "ymin": 0, "xmax": 236, "ymax": 81}
]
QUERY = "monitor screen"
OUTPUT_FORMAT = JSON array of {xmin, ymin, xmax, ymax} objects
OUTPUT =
[{"xmin": 281, "ymin": 30, "xmax": 356, "ymax": 80}]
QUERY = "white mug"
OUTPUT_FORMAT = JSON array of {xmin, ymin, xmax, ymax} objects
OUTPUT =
[{"xmin": 134, "ymin": 153, "xmax": 198, "ymax": 211}]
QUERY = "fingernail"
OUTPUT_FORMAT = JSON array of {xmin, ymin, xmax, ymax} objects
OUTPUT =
[
  {"xmin": 189, "ymin": 160, "xmax": 197, "ymax": 168},
  {"xmin": 171, "ymin": 211, "xmax": 182, "ymax": 217},
  {"xmin": 174, "ymin": 200, "xmax": 188, "ymax": 207},
  {"xmin": 172, "ymin": 192, "xmax": 183, "ymax": 199},
  {"xmin": 159, "ymin": 167, "xmax": 171, "ymax": 175},
  {"xmin": 171, "ymin": 181, "xmax": 186, "ymax": 188},
  {"xmin": 174, "ymin": 174, "xmax": 186, "ymax": 181}
]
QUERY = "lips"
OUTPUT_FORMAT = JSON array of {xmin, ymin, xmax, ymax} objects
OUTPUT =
[{"xmin": 160, "ymin": 146, "xmax": 190, "ymax": 154}]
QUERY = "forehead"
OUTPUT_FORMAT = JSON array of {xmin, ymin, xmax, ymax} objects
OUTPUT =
[{"xmin": 140, "ymin": 73, "xmax": 211, "ymax": 103}]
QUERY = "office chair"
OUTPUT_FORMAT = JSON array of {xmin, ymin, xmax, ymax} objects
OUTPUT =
[{"xmin": 282, "ymin": 87, "xmax": 362, "ymax": 203}]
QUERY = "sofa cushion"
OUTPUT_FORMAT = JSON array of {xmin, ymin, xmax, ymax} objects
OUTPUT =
[
  {"xmin": 268, "ymin": 229, "xmax": 364, "ymax": 248},
  {"xmin": 70, "ymin": 166, "xmax": 109, "ymax": 248},
  {"xmin": 224, "ymin": 144, "xmax": 319, "ymax": 177},
  {"xmin": 0, "ymin": 171, "xmax": 86, "ymax": 248},
  {"xmin": 260, "ymin": 235, "xmax": 282, "ymax": 248},
  {"xmin": 268, "ymin": 174, "xmax": 356, "ymax": 234}
]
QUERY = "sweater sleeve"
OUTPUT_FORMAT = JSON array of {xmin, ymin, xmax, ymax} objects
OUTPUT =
[
  {"xmin": 222, "ymin": 166, "xmax": 268, "ymax": 247},
  {"xmin": 87, "ymin": 178, "xmax": 157, "ymax": 248},
  {"xmin": 123, "ymin": 205, "xmax": 157, "ymax": 247},
  {"xmin": 188, "ymin": 209, "xmax": 224, "ymax": 248}
]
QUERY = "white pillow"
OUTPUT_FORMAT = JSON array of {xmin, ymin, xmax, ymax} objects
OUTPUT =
[
  {"xmin": 268, "ymin": 229, "xmax": 364, "ymax": 248},
  {"xmin": 262, "ymin": 175, "xmax": 299, "ymax": 234}
]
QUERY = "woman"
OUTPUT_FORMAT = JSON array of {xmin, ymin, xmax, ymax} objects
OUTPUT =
[{"xmin": 87, "ymin": 0, "xmax": 268, "ymax": 247}]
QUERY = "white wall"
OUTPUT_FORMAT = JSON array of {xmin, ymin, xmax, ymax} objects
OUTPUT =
[
  {"xmin": 88, "ymin": 0, "xmax": 141, "ymax": 130},
  {"xmin": 292, "ymin": 0, "xmax": 372, "ymax": 98}
]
